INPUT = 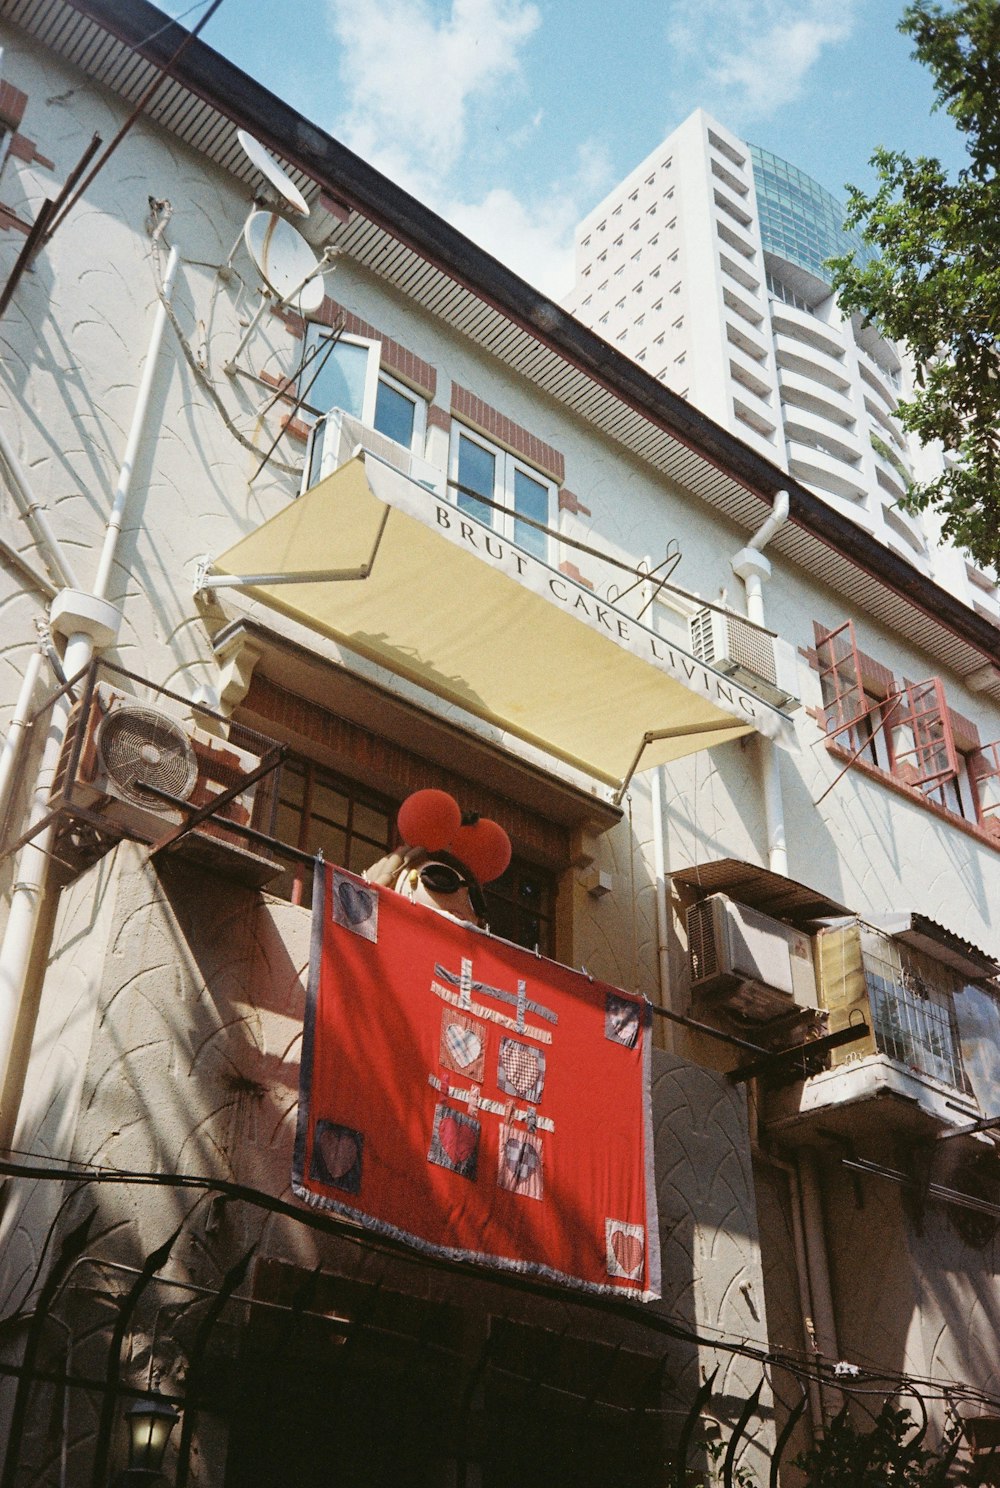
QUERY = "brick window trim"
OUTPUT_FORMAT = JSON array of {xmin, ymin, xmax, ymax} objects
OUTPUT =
[
  {"xmin": 0, "ymin": 203, "xmax": 31, "ymax": 235},
  {"xmin": 0, "ymin": 82, "xmax": 28, "ymax": 131},
  {"xmin": 825, "ymin": 736, "xmax": 1000, "ymax": 854},
  {"xmin": 8, "ymin": 134, "xmax": 54, "ymax": 171},
  {"xmin": 309, "ymin": 296, "xmax": 436, "ymax": 398},
  {"xmin": 243, "ymin": 673, "xmax": 571, "ymax": 869},
  {"xmin": 426, "ymin": 403, "xmax": 451, "ymax": 433},
  {"xmin": 558, "ymin": 488, "xmax": 591, "ymax": 517},
  {"xmin": 451, "ymin": 384, "xmax": 565, "ymax": 485},
  {"xmin": 559, "ymin": 560, "xmax": 593, "ymax": 590},
  {"xmin": 267, "ymin": 298, "xmax": 437, "ymax": 400}
]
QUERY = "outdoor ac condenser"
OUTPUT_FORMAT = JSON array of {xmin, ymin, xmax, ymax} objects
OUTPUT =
[
  {"xmin": 686, "ymin": 893, "xmax": 818, "ymax": 1022},
  {"xmin": 689, "ymin": 606, "xmax": 798, "ymax": 709},
  {"xmin": 62, "ymin": 681, "xmax": 262, "ymax": 849}
]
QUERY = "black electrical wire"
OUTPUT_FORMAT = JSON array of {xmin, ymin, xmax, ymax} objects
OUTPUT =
[{"xmin": 2, "ymin": 1153, "xmax": 998, "ymax": 1414}]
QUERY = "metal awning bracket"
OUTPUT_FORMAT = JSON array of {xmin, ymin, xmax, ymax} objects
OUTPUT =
[
  {"xmin": 612, "ymin": 719, "xmax": 745, "ymax": 806},
  {"xmin": 194, "ymin": 501, "xmax": 390, "ymax": 598}
]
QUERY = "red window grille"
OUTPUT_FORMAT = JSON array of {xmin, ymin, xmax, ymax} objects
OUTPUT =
[
  {"xmin": 970, "ymin": 739, "xmax": 1000, "ymax": 838},
  {"xmin": 889, "ymin": 677, "xmax": 958, "ymax": 788},
  {"xmin": 815, "ymin": 620, "xmax": 869, "ymax": 736}
]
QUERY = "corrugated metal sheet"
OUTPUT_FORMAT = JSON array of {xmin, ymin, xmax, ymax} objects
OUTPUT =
[
  {"xmin": 4, "ymin": 0, "xmax": 999, "ymax": 699},
  {"xmin": 670, "ymin": 859, "xmax": 852, "ymax": 924}
]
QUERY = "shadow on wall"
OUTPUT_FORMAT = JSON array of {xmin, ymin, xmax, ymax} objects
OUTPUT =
[{"xmin": 0, "ymin": 840, "xmax": 776, "ymax": 1484}]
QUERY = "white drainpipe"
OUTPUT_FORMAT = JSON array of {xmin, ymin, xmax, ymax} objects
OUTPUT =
[
  {"xmin": 0, "ymin": 248, "xmax": 179, "ymax": 1123},
  {"xmin": 93, "ymin": 246, "xmax": 179, "ymax": 601},
  {"xmin": 0, "ymin": 645, "xmax": 45, "ymax": 832},
  {"xmin": 0, "ymin": 422, "xmax": 80, "ymax": 593},
  {"xmin": 731, "ymin": 489, "xmax": 789, "ymax": 877},
  {"xmin": 650, "ymin": 766, "xmax": 673, "ymax": 1044}
]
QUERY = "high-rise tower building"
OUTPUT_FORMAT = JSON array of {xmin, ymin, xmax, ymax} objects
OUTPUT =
[{"xmin": 566, "ymin": 108, "xmax": 999, "ymax": 622}]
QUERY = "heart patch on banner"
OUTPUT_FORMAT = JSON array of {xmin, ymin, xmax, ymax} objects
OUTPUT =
[
  {"xmin": 331, "ymin": 869, "xmax": 379, "ymax": 941},
  {"xmin": 497, "ymin": 1036, "xmax": 546, "ymax": 1104},
  {"xmin": 440, "ymin": 1010, "xmax": 487, "ymax": 1083},
  {"xmin": 606, "ymin": 1218, "xmax": 645, "ymax": 1279},
  {"xmin": 310, "ymin": 1120, "xmax": 364, "ymax": 1194},
  {"xmin": 428, "ymin": 1102, "xmax": 480, "ymax": 1180}
]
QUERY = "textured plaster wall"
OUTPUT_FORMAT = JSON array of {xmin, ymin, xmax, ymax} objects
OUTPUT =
[
  {"xmin": 2, "ymin": 843, "xmax": 775, "ymax": 1481},
  {"xmin": 0, "ymin": 22, "xmax": 999, "ymax": 1476}
]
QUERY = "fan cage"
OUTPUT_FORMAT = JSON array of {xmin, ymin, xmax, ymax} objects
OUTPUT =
[{"xmin": 96, "ymin": 705, "xmax": 198, "ymax": 808}]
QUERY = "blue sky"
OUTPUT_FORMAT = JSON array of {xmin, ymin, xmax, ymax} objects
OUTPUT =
[{"xmin": 191, "ymin": 0, "xmax": 970, "ymax": 298}]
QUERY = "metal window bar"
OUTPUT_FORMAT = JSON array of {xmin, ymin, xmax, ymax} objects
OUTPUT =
[
  {"xmin": 860, "ymin": 927, "xmax": 967, "ymax": 1091},
  {"xmin": 815, "ymin": 619, "xmax": 868, "ymax": 737},
  {"xmin": 890, "ymin": 677, "xmax": 958, "ymax": 788}
]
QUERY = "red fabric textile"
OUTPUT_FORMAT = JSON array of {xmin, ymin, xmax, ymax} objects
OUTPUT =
[{"xmin": 293, "ymin": 865, "xmax": 660, "ymax": 1299}]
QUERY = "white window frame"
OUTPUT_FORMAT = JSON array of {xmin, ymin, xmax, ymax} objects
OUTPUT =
[
  {"xmin": 302, "ymin": 328, "xmax": 427, "ymax": 454},
  {"xmin": 448, "ymin": 422, "xmax": 557, "ymax": 562}
]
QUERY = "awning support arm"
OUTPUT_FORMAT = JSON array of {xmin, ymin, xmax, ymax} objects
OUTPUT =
[
  {"xmin": 613, "ymin": 719, "xmax": 744, "ymax": 806},
  {"xmin": 194, "ymin": 503, "xmax": 390, "ymax": 595}
]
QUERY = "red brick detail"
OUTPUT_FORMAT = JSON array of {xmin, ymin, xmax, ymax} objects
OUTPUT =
[
  {"xmin": 308, "ymin": 295, "xmax": 436, "ymax": 397},
  {"xmin": 269, "ymin": 304, "xmax": 306, "ymax": 338},
  {"xmin": 426, "ymin": 404, "xmax": 451, "ymax": 433},
  {"xmin": 0, "ymin": 82, "xmax": 28, "ymax": 130},
  {"xmin": 318, "ymin": 191, "xmax": 352, "ymax": 225},
  {"xmin": 559, "ymin": 560, "xmax": 593, "ymax": 590},
  {"xmin": 280, "ymin": 414, "xmax": 311, "ymax": 443},
  {"xmin": 0, "ymin": 203, "xmax": 31, "ymax": 235},
  {"xmin": 809, "ymin": 621, "xmax": 896, "ymax": 700},
  {"xmin": 857, "ymin": 649, "xmax": 895, "ymax": 699},
  {"xmin": 258, "ymin": 368, "xmax": 296, "ymax": 399},
  {"xmin": 826, "ymin": 738, "xmax": 1000, "ymax": 854},
  {"xmin": 243, "ymin": 675, "xmax": 571, "ymax": 867},
  {"xmin": 558, "ymin": 488, "xmax": 590, "ymax": 516},
  {"xmin": 451, "ymin": 385, "xmax": 564, "ymax": 483},
  {"xmin": 8, "ymin": 134, "xmax": 54, "ymax": 170}
]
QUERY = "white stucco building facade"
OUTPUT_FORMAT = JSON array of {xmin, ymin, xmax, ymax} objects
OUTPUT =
[{"xmin": 0, "ymin": 5, "xmax": 998, "ymax": 1485}]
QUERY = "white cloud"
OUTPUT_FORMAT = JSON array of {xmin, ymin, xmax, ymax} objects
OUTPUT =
[
  {"xmin": 666, "ymin": 0, "xmax": 856, "ymax": 122},
  {"xmin": 447, "ymin": 182, "xmax": 579, "ymax": 299},
  {"xmin": 322, "ymin": 0, "xmax": 611, "ymax": 298},
  {"xmin": 327, "ymin": 0, "xmax": 540, "ymax": 175}
]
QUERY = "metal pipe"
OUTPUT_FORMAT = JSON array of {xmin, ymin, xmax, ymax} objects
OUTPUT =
[
  {"xmin": 0, "ymin": 424, "xmax": 79, "ymax": 591},
  {"xmin": 0, "ymin": 632, "xmax": 93, "ymax": 1131},
  {"xmin": 797, "ymin": 1152, "xmax": 841, "ymax": 1418},
  {"xmin": 650, "ymin": 766, "xmax": 673, "ymax": 1049},
  {"xmin": 747, "ymin": 1088, "xmax": 823, "ymax": 1438},
  {"xmin": 0, "ymin": 646, "xmax": 44, "ymax": 835},
  {"xmin": 0, "ymin": 531, "xmax": 58, "ymax": 601},
  {"xmin": 747, "ymin": 488, "xmax": 789, "ymax": 553},
  {"xmin": 731, "ymin": 491, "xmax": 789, "ymax": 877},
  {"xmin": 93, "ymin": 244, "xmax": 179, "ymax": 601}
]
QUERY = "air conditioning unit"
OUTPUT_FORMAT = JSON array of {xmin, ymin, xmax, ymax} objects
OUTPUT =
[
  {"xmin": 687, "ymin": 893, "xmax": 818, "ymax": 1023},
  {"xmin": 306, "ymin": 407, "xmax": 446, "ymax": 497},
  {"xmin": 64, "ymin": 682, "xmax": 262, "ymax": 851},
  {"xmin": 689, "ymin": 607, "xmax": 798, "ymax": 709}
]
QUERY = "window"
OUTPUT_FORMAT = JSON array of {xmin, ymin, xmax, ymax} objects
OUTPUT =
[
  {"xmin": 450, "ymin": 425, "xmax": 555, "ymax": 562},
  {"xmin": 816, "ymin": 620, "xmax": 1000, "ymax": 839},
  {"xmin": 303, "ymin": 330, "xmax": 427, "ymax": 453},
  {"xmin": 861, "ymin": 924, "xmax": 967, "ymax": 1090},
  {"xmin": 273, "ymin": 756, "xmax": 395, "ymax": 906},
  {"xmin": 971, "ymin": 741, "xmax": 1000, "ymax": 839},
  {"xmin": 271, "ymin": 754, "xmax": 555, "ymax": 952}
]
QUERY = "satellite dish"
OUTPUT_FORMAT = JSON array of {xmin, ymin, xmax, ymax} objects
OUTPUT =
[
  {"xmin": 244, "ymin": 209, "xmax": 326, "ymax": 314},
  {"xmin": 237, "ymin": 128, "xmax": 310, "ymax": 217}
]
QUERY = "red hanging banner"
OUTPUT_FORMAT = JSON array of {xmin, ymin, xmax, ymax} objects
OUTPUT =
[{"xmin": 293, "ymin": 863, "xmax": 661, "ymax": 1299}]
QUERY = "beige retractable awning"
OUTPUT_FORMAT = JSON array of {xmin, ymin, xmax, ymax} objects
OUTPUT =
[{"xmin": 209, "ymin": 455, "xmax": 796, "ymax": 793}]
